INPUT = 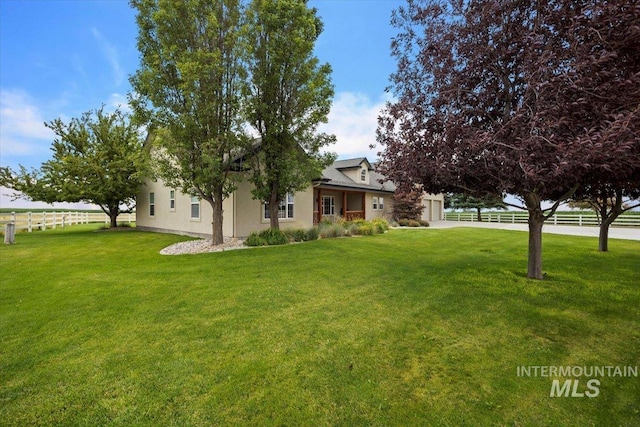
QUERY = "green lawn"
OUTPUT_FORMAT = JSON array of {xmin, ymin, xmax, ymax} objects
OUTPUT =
[{"xmin": 1, "ymin": 225, "xmax": 639, "ymax": 426}]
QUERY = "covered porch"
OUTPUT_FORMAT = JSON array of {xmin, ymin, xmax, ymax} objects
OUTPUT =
[{"xmin": 313, "ymin": 188, "xmax": 365, "ymax": 224}]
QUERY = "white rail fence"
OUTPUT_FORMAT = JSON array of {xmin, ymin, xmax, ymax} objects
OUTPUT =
[
  {"xmin": 0, "ymin": 211, "xmax": 135, "ymax": 233},
  {"xmin": 444, "ymin": 212, "xmax": 640, "ymax": 227}
]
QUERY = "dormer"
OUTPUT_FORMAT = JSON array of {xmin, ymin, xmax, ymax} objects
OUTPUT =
[{"xmin": 335, "ymin": 158, "xmax": 373, "ymax": 185}]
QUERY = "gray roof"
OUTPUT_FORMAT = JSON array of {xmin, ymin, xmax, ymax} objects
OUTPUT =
[{"xmin": 316, "ymin": 157, "xmax": 396, "ymax": 193}]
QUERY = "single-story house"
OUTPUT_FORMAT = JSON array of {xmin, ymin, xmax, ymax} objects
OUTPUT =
[{"xmin": 136, "ymin": 157, "xmax": 444, "ymax": 238}]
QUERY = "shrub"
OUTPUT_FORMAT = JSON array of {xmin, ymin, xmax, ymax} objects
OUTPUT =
[
  {"xmin": 245, "ymin": 228, "xmax": 289, "ymax": 246},
  {"xmin": 285, "ymin": 228, "xmax": 307, "ymax": 242},
  {"xmin": 259, "ymin": 228, "xmax": 289, "ymax": 245},
  {"xmin": 318, "ymin": 222, "xmax": 347, "ymax": 239},
  {"xmin": 245, "ymin": 232, "xmax": 267, "ymax": 247},
  {"xmin": 304, "ymin": 227, "xmax": 319, "ymax": 241},
  {"xmin": 397, "ymin": 218, "xmax": 426, "ymax": 227},
  {"xmin": 345, "ymin": 222, "xmax": 359, "ymax": 236},
  {"xmin": 356, "ymin": 223, "xmax": 374, "ymax": 236},
  {"xmin": 371, "ymin": 218, "xmax": 389, "ymax": 233}
]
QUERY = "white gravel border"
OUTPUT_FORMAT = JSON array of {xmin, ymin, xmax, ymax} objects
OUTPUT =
[{"xmin": 160, "ymin": 237, "xmax": 246, "ymax": 255}]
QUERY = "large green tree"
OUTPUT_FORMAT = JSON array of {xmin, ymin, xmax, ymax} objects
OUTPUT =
[
  {"xmin": 243, "ymin": 0, "xmax": 335, "ymax": 229},
  {"xmin": 129, "ymin": 0, "xmax": 247, "ymax": 244},
  {"xmin": 0, "ymin": 107, "xmax": 146, "ymax": 228}
]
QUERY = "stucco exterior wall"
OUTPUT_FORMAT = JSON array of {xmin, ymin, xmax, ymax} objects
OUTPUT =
[
  {"xmin": 365, "ymin": 192, "xmax": 394, "ymax": 221},
  {"xmin": 233, "ymin": 179, "xmax": 315, "ymax": 237},
  {"xmin": 136, "ymin": 178, "xmax": 233, "ymax": 238}
]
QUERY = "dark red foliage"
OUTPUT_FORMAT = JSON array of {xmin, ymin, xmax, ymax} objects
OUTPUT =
[{"xmin": 377, "ymin": 0, "xmax": 640, "ymax": 277}]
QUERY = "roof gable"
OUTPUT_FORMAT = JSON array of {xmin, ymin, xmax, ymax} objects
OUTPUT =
[
  {"xmin": 333, "ymin": 157, "xmax": 373, "ymax": 171},
  {"xmin": 317, "ymin": 157, "xmax": 396, "ymax": 193}
]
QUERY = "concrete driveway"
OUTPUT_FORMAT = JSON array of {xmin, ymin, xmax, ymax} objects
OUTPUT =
[{"xmin": 428, "ymin": 221, "xmax": 640, "ymax": 241}]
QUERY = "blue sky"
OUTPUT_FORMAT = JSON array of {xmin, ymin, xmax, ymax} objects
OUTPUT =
[{"xmin": 0, "ymin": 0, "xmax": 403, "ymax": 208}]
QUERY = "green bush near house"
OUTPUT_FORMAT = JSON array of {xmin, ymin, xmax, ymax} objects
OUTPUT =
[
  {"xmin": 371, "ymin": 218, "xmax": 390, "ymax": 233},
  {"xmin": 318, "ymin": 222, "xmax": 346, "ymax": 238},
  {"xmin": 304, "ymin": 226, "xmax": 319, "ymax": 241},
  {"xmin": 245, "ymin": 231, "xmax": 268, "ymax": 246},
  {"xmin": 397, "ymin": 218, "xmax": 429, "ymax": 227},
  {"xmin": 246, "ymin": 228, "xmax": 289, "ymax": 246},
  {"xmin": 285, "ymin": 228, "xmax": 308, "ymax": 242}
]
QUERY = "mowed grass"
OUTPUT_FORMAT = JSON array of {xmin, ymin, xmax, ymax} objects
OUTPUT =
[{"xmin": 1, "ymin": 225, "xmax": 639, "ymax": 426}]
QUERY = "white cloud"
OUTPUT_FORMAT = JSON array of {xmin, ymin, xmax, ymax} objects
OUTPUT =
[
  {"xmin": 107, "ymin": 93, "xmax": 131, "ymax": 113},
  {"xmin": 0, "ymin": 89, "xmax": 54, "ymax": 156},
  {"xmin": 91, "ymin": 27, "xmax": 125, "ymax": 86},
  {"xmin": 319, "ymin": 91, "xmax": 392, "ymax": 161}
]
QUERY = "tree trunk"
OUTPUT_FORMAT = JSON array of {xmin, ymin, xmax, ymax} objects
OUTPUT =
[
  {"xmin": 476, "ymin": 207, "xmax": 482, "ymax": 222},
  {"xmin": 524, "ymin": 193, "xmax": 545, "ymax": 280},
  {"xmin": 598, "ymin": 188, "xmax": 623, "ymax": 252},
  {"xmin": 210, "ymin": 197, "xmax": 224, "ymax": 245},
  {"xmin": 109, "ymin": 205, "xmax": 119, "ymax": 228},
  {"xmin": 268, "ymin": 183, "xmax": 280, "ymax": 230},
  {"xmin": 598, "ymin": 222, "xmax": 610, "ymax": 252},
  {"xmin": 110, "ymin": 213, "xmax": 118, "ymax": 228}
]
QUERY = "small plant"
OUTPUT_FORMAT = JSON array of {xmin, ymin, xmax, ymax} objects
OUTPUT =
[
  {"xmin": 407, "ymin": 219, "xmax": 421, "ymax": 227},
  {"xmin": 245, "ymin": 232, "xmax": 268, "ymax": 247},
  {"xmin": 397, "ymin": 218, "xmax": 410, "ymax": 227},
  {"xmin": 304, "ymin": 227, "xmax": 319, "ymax": 241},
  {"xmin": 418, "ymin": 219, "xmax": 430, "ymax": 227}
]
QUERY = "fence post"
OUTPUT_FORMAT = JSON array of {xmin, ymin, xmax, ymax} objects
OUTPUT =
[
  {"xmin": 52, "ymin": 212, "xmax": 56, "ymax": 229},
  {"xmin": 27, "ymin": 212, "xmax": 32, "ymax": 232},
  {"xmin": 42, "ymin": 211, "xmax": 47, "ymax": 231},
  {"xmin": 554, "ymin": 215, "xmax": 557, "ymax": 225},
  {"xmin": 11, "ymin": 211, "xmax": 16, "ymax": 225},
  {"xmin": 579, "ymin": 214, "xmax": 582, "ymax": 226},
  {"xmin": 4, "ymin": 223, "xmax": 15, "ymax": 244},
  {"xmin": 62, "ymin": 215, "xmax": 66, "ymax": 229}
]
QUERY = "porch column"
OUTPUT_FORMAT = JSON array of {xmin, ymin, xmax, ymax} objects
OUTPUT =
[
  {"xmin": 342, "ymin": 191, "xmax": 347, "ymax": 218},
  {"xmin": 362, "ymin": 192, "xmax": 366, "ymax": 219},
  {"xmin": 317, "ymin": 189, "xmax": 322, "ymax": 223}
]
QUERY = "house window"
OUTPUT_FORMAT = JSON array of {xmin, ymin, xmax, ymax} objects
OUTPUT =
[
  {"xmin": 373, "ymin": 196, "xmax": 384, "ymax": 211},
  {"xmin": 322, "ymin": 196, "xmax": 335, "ymax": 215},
  {"xmin": 169, "ymin": 190, "xmax": 175, "ymax": 210},
  {"xmin": 264, "ymin": 193, "xmax": 294, "ymax": 219},
  {"xmin": 360, "ymin": 169, "xmax": 366, "ymax": 181},
  {"xmin": 149, "ymin": 192, "xmax": 155, "ymax": 216},
  {"xmin": 190, "ymin": 196, "xmax": 200, "ymax": 219}
]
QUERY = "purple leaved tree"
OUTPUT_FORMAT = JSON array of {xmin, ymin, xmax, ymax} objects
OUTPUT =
[{"xmin": 377, "ymin": 0, "xmax": 640, "ymax": 279}]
